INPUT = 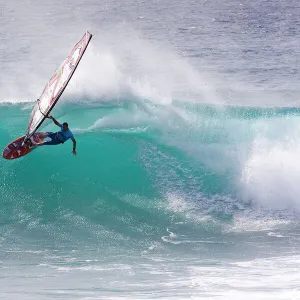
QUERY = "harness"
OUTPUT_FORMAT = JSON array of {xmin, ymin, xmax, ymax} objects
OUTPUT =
[{"xmin": 56, "ymin": 132, "xmax": 65, "ymax": 144}]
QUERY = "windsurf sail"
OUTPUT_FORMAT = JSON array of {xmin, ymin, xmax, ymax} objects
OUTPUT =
[{"xmin": 25, "ymin": 31, "xmax": 92, "ymax": 141}]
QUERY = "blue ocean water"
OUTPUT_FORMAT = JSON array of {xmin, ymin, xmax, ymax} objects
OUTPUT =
[{"xmin": 1, "ymin": 0, "xmax": 300, "ymax": 299}]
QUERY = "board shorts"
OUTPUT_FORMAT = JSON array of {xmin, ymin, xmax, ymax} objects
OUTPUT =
[{"xmin": 41, "ymin": 132, "xmax": 64, "ymax": 146}]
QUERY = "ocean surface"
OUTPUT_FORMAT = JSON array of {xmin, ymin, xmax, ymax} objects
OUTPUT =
[{"xmin": 1, "ymin": 0, "xmax": 300, "ymax": 299}]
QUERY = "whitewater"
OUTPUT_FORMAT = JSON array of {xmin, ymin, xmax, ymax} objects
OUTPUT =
[{"xmin": 1, "ymin": 0, "xmax": 300, "ymax": 299}]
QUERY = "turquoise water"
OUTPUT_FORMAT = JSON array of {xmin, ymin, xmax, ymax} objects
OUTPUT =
[
  {"xmin": 2, "ymin": 101, "xmax": 300, "ymax": 298},
  {"xmin": 2, "ymin": 0, "xmax": 300, "ymax": 298},
  {"xmin": 2, "ymin": 101, "xmax": 300, "ymax": 247}
]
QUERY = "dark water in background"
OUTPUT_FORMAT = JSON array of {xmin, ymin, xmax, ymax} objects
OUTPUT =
[{"xmin": 1, "ymin": 0, "xmax": 300, "ymax": 299}]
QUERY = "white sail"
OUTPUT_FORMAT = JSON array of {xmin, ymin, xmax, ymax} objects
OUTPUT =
[{"xmin": 25, "ymin": 31, "xmax": 92, "ymax": 139}]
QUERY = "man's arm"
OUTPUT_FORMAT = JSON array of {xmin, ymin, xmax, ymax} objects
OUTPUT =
[
  {"xmin": 72, "ymin": 138, "xmax": 77, "ymax": 155},
  {"xmin": 48, "ymin": 115, "xmax": 61, "ymax": 127}
]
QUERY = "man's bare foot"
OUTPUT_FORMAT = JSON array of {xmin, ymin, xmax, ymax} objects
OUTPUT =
[{"xmin": 25, "ymin": 139, "xmax": 33, "ymax": 148}]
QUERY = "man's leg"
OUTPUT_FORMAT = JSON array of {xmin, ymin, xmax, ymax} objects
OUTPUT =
[
  {"xmin": 31, "ymin": 132, "xmax": 53, "ymax": 145},
  {"xmin": 39, "ymin": 133, "xmax": 61, "ymax": 146}
]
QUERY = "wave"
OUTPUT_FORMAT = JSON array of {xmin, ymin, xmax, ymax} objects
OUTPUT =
[
  {"xmin": 1, "ymin": 31, "xmax": 300, "ymax": 250},
  {"xmin": 1, "ymin": 100, "xmax": 300, "ymax": 249}
]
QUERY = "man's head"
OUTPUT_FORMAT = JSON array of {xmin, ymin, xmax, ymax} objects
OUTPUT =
[{"xmin": 62, "ymin": 122, "xmax": 69, "ymax": 131}]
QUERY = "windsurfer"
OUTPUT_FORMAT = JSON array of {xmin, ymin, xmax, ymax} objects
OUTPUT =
[{"xmin": 27, "ymin": 116, "xmax": 76, "ymax": 155}]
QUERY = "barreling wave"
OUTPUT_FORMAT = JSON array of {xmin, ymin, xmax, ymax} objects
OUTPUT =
[{"xmin": 1, "ymin": 99, "xmax": 300, "ymax": 252}]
